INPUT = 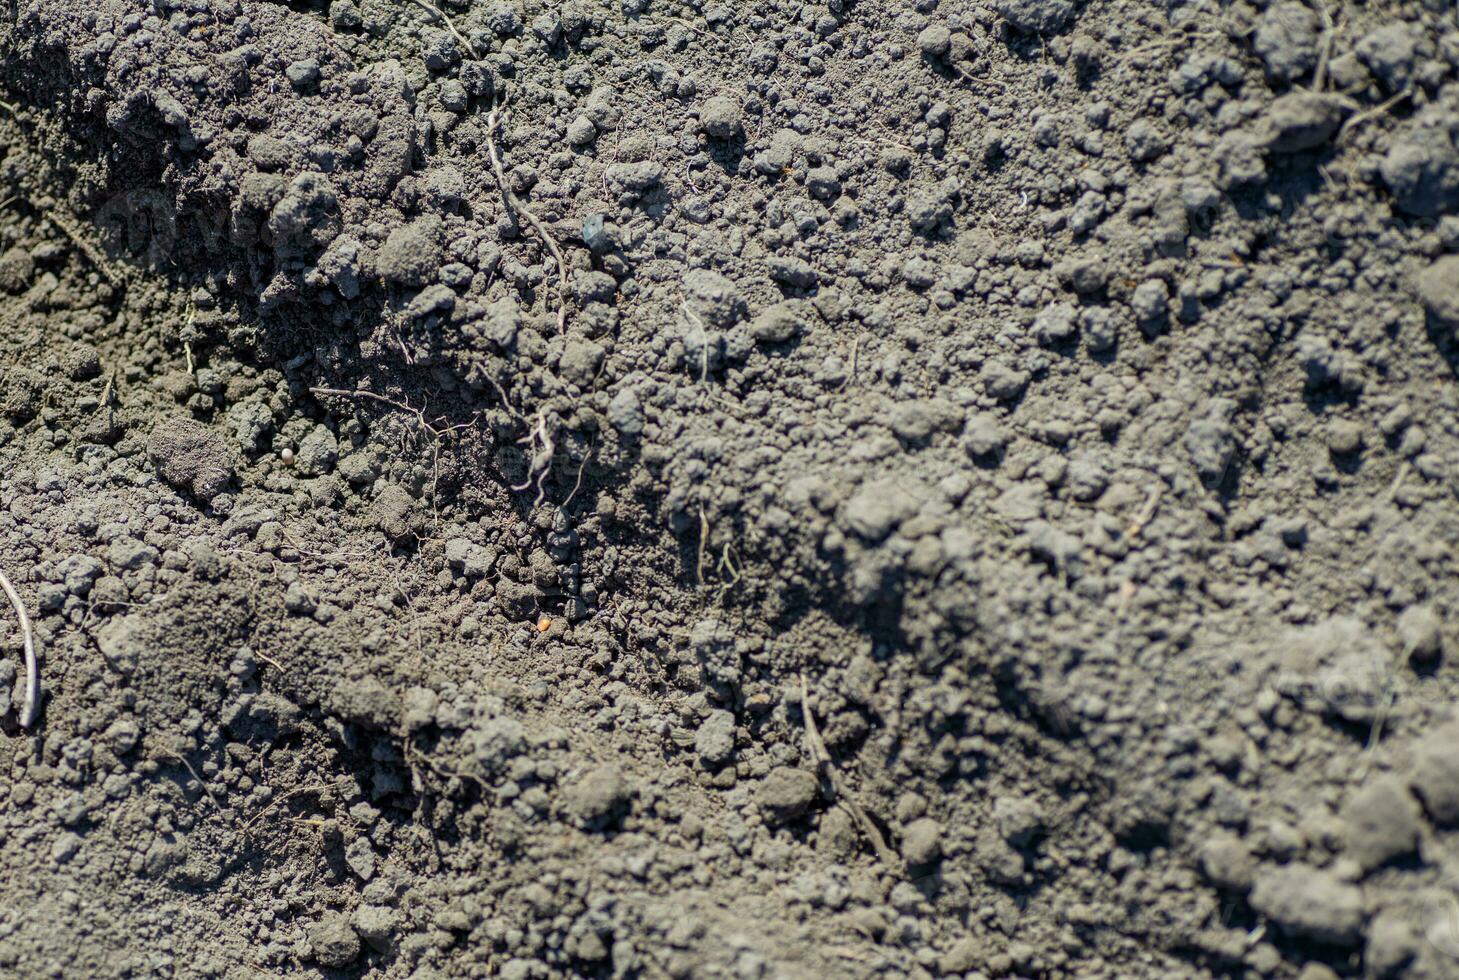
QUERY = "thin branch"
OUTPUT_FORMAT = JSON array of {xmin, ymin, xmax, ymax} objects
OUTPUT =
[
  {"xmin": 0, "ymin": 566, "xmax": 38, "ymax": 727},
  {"xmin": 799, "ymin": 674, "xmax": 901, "ymax": 869},
  {"xmin": 485, "ymin": 95, "xmax": 570, "ymax": 334},
  {"xmin": 1336, "ymin": 86, "xmax": 1413, "ymax": 145},
  {"xmin": 406, "ymin": 0, "xmax": 479, "ymax": 59},
  {"xmin": 1312, "ymin": 0, "xmax": 1334, "ymax": 93},
  {"xmin": 309, "ymin": 386, "xmax": 471, "ymax": 439}
]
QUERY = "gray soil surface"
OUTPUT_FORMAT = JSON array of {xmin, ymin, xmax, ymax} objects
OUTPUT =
[{"xmin": 3, "ymin": 0, "xmax": 1459, "ymax": 977}]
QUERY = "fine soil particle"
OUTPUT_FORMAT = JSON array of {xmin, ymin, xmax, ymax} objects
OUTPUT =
[{"xmin": 1, "ymin": 1, "xmax": 1459, "ymax": 978}]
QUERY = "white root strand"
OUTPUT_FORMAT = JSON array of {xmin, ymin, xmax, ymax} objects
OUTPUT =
[{"xmin": 0, "ymin": 566, "xmax": 38, "ymax": 728}]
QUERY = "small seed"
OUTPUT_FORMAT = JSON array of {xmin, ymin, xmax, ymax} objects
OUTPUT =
[{"xmin": 280, "ymin": 447, "xmax": 295, "ymax": 466}]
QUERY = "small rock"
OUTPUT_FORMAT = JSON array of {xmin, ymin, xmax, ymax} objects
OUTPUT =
[
  {"xmin": 1248, "ymin": 864, "xmax": 1365, "ymax": 946},
  {"xmin": 918, "ymin": 24, "xmax": 952, "ymax": 59},
  {"xmin": 994, "ymin": 0, "xmax": 1074, "ymax": 35},
  {"xmin": 308, "ymin": 913, "xmax": 361, "ymax": 968},
  {"xmin": 1199, "ymin": 834, "xmax": 1256, "ymax": 893},
  {"xmin": 682, "ymin": 269, "xmax": 746, "ymax": 329},
  {"xmin": 1416, "ymin": 256, "xmax": 1459, "ymax": 329},
  {"xmin": 698, "ymin": 96, "xmax": 742, "ymax": 141},
  {"xmin": 566, "ymin": 115, "xmax": 597, "ymax": 147},
  {"xmin": 285, "ymin": 58, "xmax": 321, "ymax": 91},
  {"xmin": 1408, "ymin": 720, "xmax": 1459, "ymax": 825},
  {"xmin": 582, "ymin": 213, "xmax": 614, "ymax": 255},
  {"xmin": 901, "ymin": 817, "xmax": 944, "ymax": 866},
  {"xmin": 1326, "ymin": 419, "xmax": 1364, "ymax": 456},
  {"xmin": 755, "ymin": 766, "xmax": 819, "ymax": 825},
  {"xmin": 147, "ymin": 417, "xmax": 235, "ymax": 503},
  {"xmin": 694, "ymin": 710, "xmax": 736, "ymax": 767},
  {"xmin": 565, "ymin": 764, "xmax": 633, "ymax": 829},
  {"xmin": 1338, "ymin": 776, "xmax": 1421, "ymax": 872},
  {"xmin": 1254, "ymin": 92, "xmax": 1345, "ymax": 154},
  {"xmin": 1397, "ymin": 605, "xmax": 1442, "ymax": 665}
]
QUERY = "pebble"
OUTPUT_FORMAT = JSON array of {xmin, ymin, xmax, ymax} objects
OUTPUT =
[
  {"xmin": 1407, "ymin": 720, "xmax": 1459, "ymax": 825},
  {"xmin": 1198, "ymin": 835, "xmax": 1256, "ymax": 893},
  {"xmin": 1338, "ymin": 776, "xmax": 1421, "ymax": 872},
  {"xmin": 754, "ymin": 766, "xmax": 819, "ymax": 825},
  {"xmin": 582, "ymin": 213, "xmax": 613, "ymax": 255},
  {"xmin": 698, "ymin": 96, "xmax": 742, "ymax": 141},
  {"xmin": 917, "ymin": 24, "xmax": 951, "ymax": 59},
  {"xmin": 1416, "ymin": 256, "xmax": 1459, "ymax": 330},
  {"xmin": 994, "ymin": 0, "xmax": 1075, "ymax": 35},
  {"xmin": 1254, "ymin": 92, "xmax": 1344, "ymax": 154},
  {"xmin": 564, "ymin": 764, "xmax": 633, "ymax": 829},
  {"xmin": 682, "ymin": 269, "xmax": 746, "ymax": 329},
  {"xmin": 307, "ymin": 913, "xmax": 361, "ymax": 968},
  {"xmin": 900, "ymin": 817, "xmax": 943, "ymax": 866},
  {"xmin": 694, "ymin": 710, "xmax": 736, "ymax": 767},
  {"xmin": 566, "ymin": 115, "xmax": 597, "ymax": 147},
  {"xmin": 1397, "ymin": 605, "xmax": 1443, "ymax": 664},
  {"xmin": 1326, "ymin": 419, "xmax": 1364, "ymax": 456},
  {"xmin": 1248, "ymin": 864, "xmax": 1365, "ymax": 945}
]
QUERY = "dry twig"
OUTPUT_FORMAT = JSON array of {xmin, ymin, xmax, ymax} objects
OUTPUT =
[
  {"xmin": 0, "ymin": 566, "xmax": 38, "ymax": 728},
  {"xmin": 1336, "ymin": 87, "xmax": 1413, "ymax": 145},
  {"xmin": 1313, "ymin": 0, "xmax": 1335, "ymax": 93},
  {"xmin": 799, "ymin": 674, "xmax": 901, "ymax": 869},
  {"xmin": 167, "ymin": 751, "xmax": 224, "ymax": 810},
  {"xmin": 485, "ymin": 95, "xmax": 570, "ymax": 334},
  {"xmin": 309, "ymin": 386, "xmax": 468, "ymax": 439},
  {"xmin": 406, "ymin": 0, "xmax": 479, "ymax": 58},
  {"xmin": 242, "ymin": 777, "xmax": 353, "ymax": 833}
]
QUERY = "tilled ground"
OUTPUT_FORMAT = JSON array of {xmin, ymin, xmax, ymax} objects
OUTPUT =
[{"xmin": 3, "ymin": 0, "xmax": 1459, "ymax": 977}]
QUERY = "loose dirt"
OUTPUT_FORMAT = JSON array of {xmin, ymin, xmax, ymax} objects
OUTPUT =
[{"xmin": 3, "ymin": 1, "xmax": 1459, "ymax": 977}]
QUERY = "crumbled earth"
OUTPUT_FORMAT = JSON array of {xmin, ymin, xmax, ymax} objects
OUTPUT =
[{"xmin": 2, "ymin": 1, "xmax": 1459, "ymax": 978}]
